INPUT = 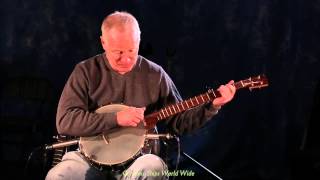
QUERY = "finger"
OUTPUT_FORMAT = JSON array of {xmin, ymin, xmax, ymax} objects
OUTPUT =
[
  {"xmin": 217, "ymin": 85, "xmax": 224, "ymax": 91},
  {"xmin": 228, "ymin": 80, "xmax": 234, "ymax": 85},
  {"xmin": 133, "ymin": 109, "xmax": 144, "ymax": 118},
  {"xmin": 135, "ymin": 107, "xmax": 146, "ymax": 114},
  {"xmin": 227, "ymin": 84, "xmax": 236, "ymax": 94},
  {"xmin": 136, "ymin": 115, "xmax": 144, "ymax": 122},
  {"xmin": 126, "ymin": 116, "xmax": 138, "ymax": 126},
  {"xmin": 125, "ymin": 107, "xmax": 136, "ymax": 114},
  {"xmin": 219, "ymin": 85, "xmax": 229, "ymax": 94},
  {"xmin": 129, "ymin": 121, "xmax": 138, "ymax": 127},
  {"xmin": 130, "ymin": 116, "xmax": 141, "ymax": 124},
  {"xmin": 226, "ymin": 85, "xmax": 234, "ymax": 94}
]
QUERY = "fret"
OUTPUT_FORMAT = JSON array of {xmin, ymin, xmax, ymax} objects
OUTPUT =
[
  {"xmin": 212, "ymin": 90, "xmax": 216, "ymax": 98},
  {"xmin": 162, "ymin": 110, "xmax": 167, "ymax": 118},
  {"xmin": 240, "ymin": 80, "xmax": 244, "ymax": 88},
  {"xmin": 176, "ymin": 103, "xmax": 181, "ymax": 111},
  {"xmin": 168, "ymin": 106, "xmax": 173, "ymax": 115},
  {"xmin": 205, "ymin": 92, "xmax": 211, "ymax": 100},
  {"xmin": 164, "ymin": 108, "xmax": 169, "ymax": 116},
  {"xmin": 159, "ymin": 110, "xmax": 163, "ymax": 118},
  {"xmin": 180, "ymin": 103, "xmax": 186, "ymax": 111},
  {"xmin": 185, "ymin": 101, "xmax": 190, "ymax": 108},
  {"xmin": 171, "ymin": 106, "xmax": 175, "ymax": 113},
  {"xmin": 178, "ymin": 103, "xmax": 183, "ymax": 111},
  {"xmin": 158, "ymin": 112, "xmax": 163, "ymax": 119},
  {"xmin": 167, "ymin": 107, "xmax": 171, "ymax": 116},
  {"xmin": 195, "ymin": 96, "xmax": 200, "ymax": 104},
  {"xmin": 172, "ymin": 105, "xmax": 177, "ymax": 113},
  {"xmin": 205, "ymin": 94, "xmax": 209, "ymax": 101},
  {"xmin": 200, "ymin": 95, "xmax": 205, "ymax": 102},
  {"xmin": 190, "ymin": 98, "xmax": 195, "ymax": 106}
]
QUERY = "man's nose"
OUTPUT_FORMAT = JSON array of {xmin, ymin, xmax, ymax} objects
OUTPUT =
[{"xmin": 119, "ymin": 55, "xmax": 131, "ymax": 64}]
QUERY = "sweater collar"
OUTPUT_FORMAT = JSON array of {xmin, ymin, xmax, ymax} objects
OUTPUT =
[{"xmin": 102, "ymin": 53, "xmax": 141, "ymax": 76}]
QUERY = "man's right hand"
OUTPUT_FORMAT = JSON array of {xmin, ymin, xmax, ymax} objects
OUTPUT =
[{"xmin": 116, "ymin": 107, "xmax": 145, "ymax": 127}]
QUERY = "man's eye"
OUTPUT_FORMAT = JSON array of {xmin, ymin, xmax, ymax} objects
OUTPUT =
[{"xmin": 113, "ymin": 51, "xmax": 122, "ymax": 55}]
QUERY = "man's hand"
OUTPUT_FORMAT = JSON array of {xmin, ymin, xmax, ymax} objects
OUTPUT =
[
  {"xmin": 212, "ymin": 80, "xmax": 236, "ymax": 108},
  {"xmin": 116, "ymin": 107, "xmax": 145, "ymax": 127}
]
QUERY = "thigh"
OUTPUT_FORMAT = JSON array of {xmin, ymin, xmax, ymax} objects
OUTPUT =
[
  {"xmin": 45, "ymin": 151, "xmax": 105, "ymax": 180},
  {"xmin": 121, "ymin": 154, "xmax": 168, "ymax": 180}
]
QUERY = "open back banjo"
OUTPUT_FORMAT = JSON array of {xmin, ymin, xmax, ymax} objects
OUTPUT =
[{"xmin": 47, "ymin": 75, "xmax": 268, "ymax": 167}]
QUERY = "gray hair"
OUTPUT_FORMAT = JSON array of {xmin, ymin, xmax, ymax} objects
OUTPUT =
[{"xmin": 101, "ymin": 11, "xmax": 141, "ymax": 36}]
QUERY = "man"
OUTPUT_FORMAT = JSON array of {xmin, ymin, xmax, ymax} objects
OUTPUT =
[{"xmin": 46, "ymin": 11, "xmax": 236, "ymax": 180}]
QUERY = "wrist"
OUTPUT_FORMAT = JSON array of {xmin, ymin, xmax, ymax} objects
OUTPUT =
[{"xmin": 212, "ymin": 103, "xmax": 221, "ymax": 110}]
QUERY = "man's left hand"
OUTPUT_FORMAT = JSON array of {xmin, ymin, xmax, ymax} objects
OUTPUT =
[{"xmin": 212, "ymin": 80, "xmax": 236, "ymax": 108}]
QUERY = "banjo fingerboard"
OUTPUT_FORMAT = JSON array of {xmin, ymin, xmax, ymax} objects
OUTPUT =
[{"xmin": 156, "ymin": 89, "xmax": 220, "ymax": 121}]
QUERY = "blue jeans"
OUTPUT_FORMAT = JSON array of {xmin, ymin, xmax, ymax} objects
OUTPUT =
[{"xmin": 46, "ymin": 151, "xmax": 168, "ymax": 180}]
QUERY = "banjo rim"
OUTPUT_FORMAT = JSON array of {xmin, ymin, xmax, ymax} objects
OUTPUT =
[{"xmin": 78, "ymin": 104, "xmax": 147, "ymax": 166}]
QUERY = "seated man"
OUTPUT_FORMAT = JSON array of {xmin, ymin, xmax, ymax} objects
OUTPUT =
[{"xmin": 46, "ymin": 11, "xmax": 236, "ymax": 180}]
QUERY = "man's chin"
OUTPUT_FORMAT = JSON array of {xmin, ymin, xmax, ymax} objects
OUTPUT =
[{"xmin": 116, "ymin": 67, "xmax": 132, "ymax": 74}]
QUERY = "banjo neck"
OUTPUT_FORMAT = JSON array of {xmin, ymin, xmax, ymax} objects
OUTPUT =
[
  {"xmin": 144, "ymin": 89, "xmax": 219, "ymax": 129},
  {"xmin": 144, "ymin": 74, "xmax": 269, "ymax": 129}
]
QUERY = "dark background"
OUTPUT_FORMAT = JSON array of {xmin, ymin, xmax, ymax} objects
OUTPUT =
[{"xmin": 1, "ymin": 0, "xmax": 320, "ymax": 179}]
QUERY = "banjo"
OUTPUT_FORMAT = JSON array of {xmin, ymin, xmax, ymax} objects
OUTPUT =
[{"xmin": 49, "ymin": 75, "xmax": 269, "ymax": 167}]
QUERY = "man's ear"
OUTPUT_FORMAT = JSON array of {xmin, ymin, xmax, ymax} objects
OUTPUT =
[{"xmin": 100, "ymin": 36, "xmax": 106, "ymax": 50}]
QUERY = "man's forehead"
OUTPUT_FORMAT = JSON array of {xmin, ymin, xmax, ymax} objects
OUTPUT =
[
  {"xmin": 103, "ymin": 22, "xmax": 139, "ymax": 34},
  {"xmin": 104, "ymin": 26, "xmax": 140, "ymax": 41}
]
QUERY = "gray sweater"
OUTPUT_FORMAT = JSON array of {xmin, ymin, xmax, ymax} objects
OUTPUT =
[{"xmin": 56, "ymin": 53, "xmax": 219, "ymax": 137}]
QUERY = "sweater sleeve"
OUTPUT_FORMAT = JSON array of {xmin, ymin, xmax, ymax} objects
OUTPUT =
[
  {"xmin": 56, "ymin": 64, "xmax": 118, "ymax": 136},
  {"xmin": 158, "ymin": 69, "xmax": 220, "ymax": 135}
]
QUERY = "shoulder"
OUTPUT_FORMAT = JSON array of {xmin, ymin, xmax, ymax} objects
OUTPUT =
[
  {"xmin": 138, "ymin": 55, "xmax": 166, "ymax": 75},
  {"xmin": 138, "ymin": 56, "xmax": 175, "ymax": 87},
  {"xmin": 66, "ymin": 54, "xmax": 106, "ymax": 83},
  {"xmin": 70, "ymin": 53, "xmax": 106, "ymax": 77},
  {"xmin": 75, "ymin": 53, "xmax": 104, "ymax": 70}
]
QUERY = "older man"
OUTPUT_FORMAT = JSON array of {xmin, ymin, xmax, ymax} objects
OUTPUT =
[{"xmin": 46, "ymin": 11, "xmax": 236, "ymax": 180}]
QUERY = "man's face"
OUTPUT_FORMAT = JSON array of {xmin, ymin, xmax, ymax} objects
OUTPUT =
[{"xmin": 101, "ymin": 25, "xmax": 140, "ymax": 74}]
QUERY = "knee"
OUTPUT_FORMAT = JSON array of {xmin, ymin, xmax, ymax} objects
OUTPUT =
[
  {"xmin": 45, "ymin": 154, "xmax": 104, "ymax": 180},
  {"xmin": 136, "ymin": 154, "xmax": 167, "ymax": 171},
  {"xmin": 45, "ymin": 166, "xmax": 64, "ymax": 180}
]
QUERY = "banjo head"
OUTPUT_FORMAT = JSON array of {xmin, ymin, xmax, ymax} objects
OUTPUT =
[{"xmin": 79, "ymin": 104, "xmax": 147, "ymax": 166}]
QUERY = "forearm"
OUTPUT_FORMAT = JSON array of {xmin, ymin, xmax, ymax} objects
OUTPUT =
[
  {"xmin": 56, "ymin": 107, "xmax": 118, "ymax": 136},
  {"xmin": 166, "ymin": 102, "xmax": 220, "ymax": 135}
]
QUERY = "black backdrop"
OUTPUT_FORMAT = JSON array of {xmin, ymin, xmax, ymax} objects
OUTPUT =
[{"xmin": 1, "ymin": 0, "xmax": 320, "ymax": 179}]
